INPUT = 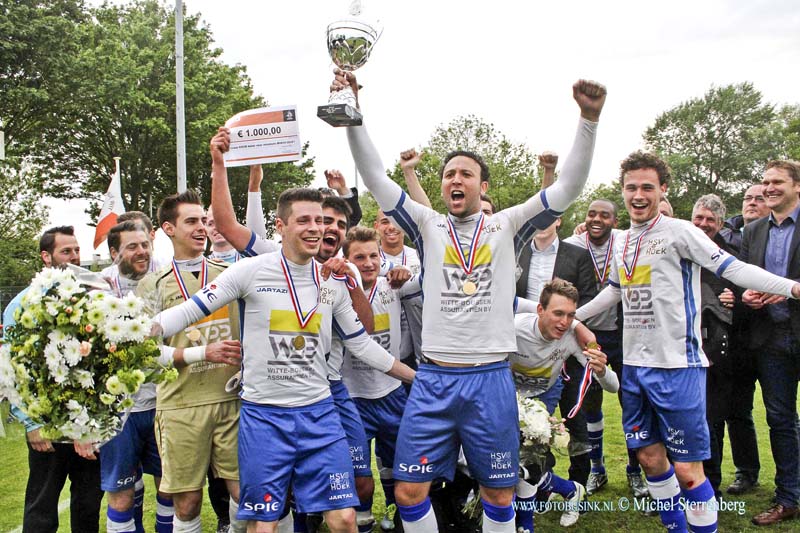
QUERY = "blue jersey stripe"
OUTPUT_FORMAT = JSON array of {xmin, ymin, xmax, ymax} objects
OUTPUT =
[
  {"xmin": 190, "ymin": 294, "xmax": 211, "ymax": 316},
  {"xmin": 332, "ymin": 317, "xmax": 365, "ymax": 340},
  {"xmin": 680, "ymin": 259, "xmax": 701, "ymax": 366},
  {"xmin": 715, "ymin": 255, "xmax": 736, "ymax": 278}
]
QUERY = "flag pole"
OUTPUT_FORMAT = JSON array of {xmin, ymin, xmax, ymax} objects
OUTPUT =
[{"xmin": 175, "ymin": 0, "xmax": 187, "ymax": 193}]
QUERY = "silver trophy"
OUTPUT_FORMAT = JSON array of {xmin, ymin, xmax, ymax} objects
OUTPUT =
[{"xmin": 318, "ymin": 0, "xmax": 382, "ymax": 127}]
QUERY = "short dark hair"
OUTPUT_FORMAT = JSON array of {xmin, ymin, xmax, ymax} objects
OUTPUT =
[
  {"xmin": 107, "ymin": 220, "xmax": 148, "ymax": 253},
  {"xmin": 322, "ymin": 196, "xmax": 353, "ymax": 229},
  {"xmin": 39, "ymin": 226, "xmax": 75, "ymax": 254},
  {"xmin": 157, "ymin": 189, "xmax": 203, "ymax": 228},
  {"xmin": 440, "ymin": 150, "xmax": 490, "ymax": 183},
  {"xmin": 277, "ymin": 188, "xmax": 323, "ymax": 222},
  {"xmin": 766, "ymin": 160, "xmax": 800, "ymax": 183},
  {"xmin": 480, "ymin": 193, "xmax": 496, "ymax": 214},
  {"xmin": 117, "ymin": 211, "xmax": 154, "ymax": 233},
  {"xmin": 589, "ymin": 198, "xmax": 618, "ymax": 218},
  {"xmin": 619, "ymin": 151, "xmax": 671, "ymax": 187},
  {"xmin": 540, "ymin": 278, "xmax": 579, "ymax": 308},
  {"xmin": 343, "ymin": 226, "xmax": 379, "ymax": 257}
]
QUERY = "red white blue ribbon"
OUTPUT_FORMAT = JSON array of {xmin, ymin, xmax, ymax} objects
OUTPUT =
[
  {"xmin": 380, "ymin": 248, "xmax": 406, "ymax": 266},
  {"xmin": 587, "ymin": 233, "xmax": 614, "ymax": 285},
  {"xmin": 172, "ymin": 258, "xmax": 207, "ymax": 301},
  {"xmin": 279, "ymin": 253, "xmax": 320, "ymax": 329},
  {"xmin": 367, "ymin": 280, "xmax": 379, "ymax": 304},
  {"xmin": 446, "ymin": 214, "xmax": 485, "ymax": 275},
  {"xmin": 621, "ymin": 215, "xmax": 661, "ymax": 282},
  {"xmin": 567, "ymin": 364, "xmax": 594, "ymax": 419},
  {"xmin": 331, "ymin": 272, "xmax": 358, "ymax": 290}
]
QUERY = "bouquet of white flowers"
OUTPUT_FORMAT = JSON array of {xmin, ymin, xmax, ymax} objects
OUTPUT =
[
  {"xmin": 517, "ymin": 393, "xmax": 570, "ymax": 466},
  {"xmin": 0, "ymin": 267, "xmax": 177, "ymax": 442}
]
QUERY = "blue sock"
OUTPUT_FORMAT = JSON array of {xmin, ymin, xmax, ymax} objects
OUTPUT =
[
  {"xmin": 538, "ymin": 472, "xmax": 576, "ymax": 498},
  {"xmin": 626, "ymin": 451, "xmax": 642, "ymax": 475},
  {"xmin": 515, "ymin": 495, "xmax": 535, "ymax": 531},
  {"xmin": 155, "ymin": 494, "xmax": 173, "ymax": 533},
  {"xmin": 585, "ymin": 411, "xmax": 605, "ymax": 470},
  {"xmin": 397, "ymin": 497, "xmax": 431, "ymax": 522},
  {"xmin": 133, "ymin": 471, "xmax": 145, "ymax": 533},
  {"xmin": 293, "ymin": 511, "xmax": 308, "ymax": 533},
  {"xmin": 682, "ymin": 479, "xmax": 717, "ymax": 533},
  {"xmin": 107, "ymin": 507, "xmax": 136, "ymax": 533},
  {"xmin": 646, "ymin": 465, "xmax": 688, "ymax": 533},
  {"xmin": 482, "ymin": 498, "xmax": 515, "ymax": 524},
  {"xmin": 380, "ymin": 477, "xmax": 396, "ymax": 507}
]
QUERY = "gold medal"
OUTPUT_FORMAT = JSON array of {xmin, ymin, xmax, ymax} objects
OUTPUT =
[
  {"xmin": 586, "ymin": 341, "xmax": 600, "ymax": 350},
  {"xmin": 186, "ymin": 329, "xmax": 201, "ymax": 342},
  {"xmin": 292, "ymin": 335, "xmax": 306, "ymax": 351},
  {"xmin": 462, "ymin": 280, "xmax": 477, "ymax": 296}
]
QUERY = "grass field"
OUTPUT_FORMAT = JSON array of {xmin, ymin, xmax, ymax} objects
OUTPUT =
[{"xmin": 1, "ymin": 385, "xmax": 798, "ymax": 532}]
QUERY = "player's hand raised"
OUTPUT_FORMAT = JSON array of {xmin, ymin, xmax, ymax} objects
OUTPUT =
[
  {"xmin": 210, "ymin": 127, "xmax": 231, "ymax": 165},
  {"xmin": 573, "ymin": 79, "xmax": 607, "ymax": 122}
]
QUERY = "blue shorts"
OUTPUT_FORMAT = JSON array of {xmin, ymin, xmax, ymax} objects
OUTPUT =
[
  {"xmin": 237, "ymin": 398, "xmax": 359, "ymax": 521},
  {"xmin": 393, "ymin": 361, "xmax": 519, "ymax": 488},
  {"xmin": 354, "ymin": 385, "xmax": 407, "ymax": 468},
  {"xmin": 100, "ymin": 410, "xmax": 161, "ymax": 491},
  {"xmin": 330, "ymin": 380, "xmax": 371, "ymax": 476},
  {"xmin": 621, "ymin": 365, "xmax": 710, "ymax": 462}
]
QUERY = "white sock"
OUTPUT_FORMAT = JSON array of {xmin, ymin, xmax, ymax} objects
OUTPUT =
[
  {"xmin": 482, "ymin": 513, "xmax": 516, "ymax": 533},
  {"xmin": 229, "ymin": 497, "xmax": 247, "ymax": 533},
  {"xmin": 106, "ymin": 509, "xmax": 136, "ymax": 533},
  {"xmin": 401, "ymin": 506, "xmax": 438, "ymax": 533},
  {"xmin": 516, "ymin": 479, "xmax": 538, "ymax": 499},
  {"xmin": 172, "ymin": 515, "xmax": 201, "ymax": 533}
]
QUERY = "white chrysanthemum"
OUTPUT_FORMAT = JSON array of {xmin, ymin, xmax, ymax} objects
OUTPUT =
[
  {"xmin": 124, "ymin": 317, "xmax": 148, "ymax": 342},
  {"xmin": 48, "ymin": 329, "xmax": 67, "ymax": 345},
  {"xmin": 57, "ymin": 278, "xmax": 80, "ymax": 301},
  {"xmin": 106, "ymin": 375, "xmax": 124, "ymax": 395},
  {"xmin": 102, "ymin": 297, "xmax": 123, "ymax": 319},
  {"xmin": 66, "ymin": 399, "xmax": 82, "ymax": 413},
  {"xmin": 22, "ymin": 289, "xmax": 42, "ymax": 306},
  {"xmin": 121, "ymin": 293, "xmax": 143, "ymax": 316},
  {"xmin": 52, "ymin": 364, "xmax": 70, "ymax": 384},
  {"xmin": 68, "ymin": 308, "xmax": 83, "ymax": 325},
  {"xmin": 102, "ymin": 318, "xmax": 126, "ymax": 343},
  {"xmin": 73, "ymin": 370, "xmax": 94, "ymax": 389},
  {"xmin": 61, "ymin": 337, "xmax": 82, "ymax": 367},
  {"xmin": 100, "ymin": 393, "xmax": 116, "ymax": 405},
  {"xmin": 45, "ymin": 301, "xmax": 60, "ymax": 317},
  {"xmin": 44, "ymin": 342, "xmax": 63, "ymax": 373}
]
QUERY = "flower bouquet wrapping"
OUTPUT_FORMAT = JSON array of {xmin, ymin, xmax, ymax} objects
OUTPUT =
[{"xmin": 0, "ymin": 267, "xmax": 177, "ymax": 442}]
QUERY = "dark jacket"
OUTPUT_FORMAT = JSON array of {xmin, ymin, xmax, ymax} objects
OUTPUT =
[
  {"xmin": 700, "ymin": 233, "xmax": 734, "ymax": 364},
  {"xmin": 739, "ymin": 215, "xmax": 800, "ymax": 348},
  {"xmin": 719, "ymin": 214, "xmax": 744, "ymax": 255},
  {"xmin": 515, "ymin": 238, "xmax": 597, "ymax": 306}
]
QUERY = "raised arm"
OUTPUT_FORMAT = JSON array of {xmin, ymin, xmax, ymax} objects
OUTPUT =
[
  {"xmin": 246, "ymin": 165, "xmax": 268, "ymax": 239},
  {"xmin": 539, "ymin": 151, "xmax": 558, "ymax": 189},
  {"xmin": 210, "ymin": 128, "xmax": 260, "ymax": 251},
  {"xmin": 400, "ymin": 149, "xmax": 433, "ymax": 208},
  {"xmin": 324, "ymin": 169, "xmax": 363, "ymax": 226}
]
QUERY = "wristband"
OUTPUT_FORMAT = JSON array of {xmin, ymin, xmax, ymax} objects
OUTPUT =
[
  {"xmin": 182, "ymin": 345, "xmax": 207, "ymax": 365},
  {"xmin": 157, "ymin": 345, "xmax": 176, "ymax": 366}
]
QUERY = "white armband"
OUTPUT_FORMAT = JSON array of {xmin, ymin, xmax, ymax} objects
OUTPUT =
[
  {"xmin": 182, "ymin": 345, "xmax": 207, "ymax": 365},
  {"xmin": 158, "ymin": 345, "xmax": 176, "ymax": 366}
]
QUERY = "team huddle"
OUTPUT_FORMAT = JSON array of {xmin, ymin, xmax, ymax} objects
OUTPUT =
[{"xmin": 8, "ymin": 71, "xmax": 800, "ymax": 533}]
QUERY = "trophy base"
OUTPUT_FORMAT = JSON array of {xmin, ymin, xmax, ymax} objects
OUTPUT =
[{"xmin": 317, "ymin": 103, "xmax": 363, "ymax": 127}]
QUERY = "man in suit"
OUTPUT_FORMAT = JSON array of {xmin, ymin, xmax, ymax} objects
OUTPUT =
[
  {"xmin": 516, "ymin": 217, "xmax": 598, "ymax": 489},
  {"xmin": 740, "ymin": 159, "xmax": 800, "ymax": 526}
]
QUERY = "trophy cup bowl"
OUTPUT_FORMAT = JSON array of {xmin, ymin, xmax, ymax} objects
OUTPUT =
[{"xmin": 318, "ymin": 20, "xmax": 381, "ymax": 127}]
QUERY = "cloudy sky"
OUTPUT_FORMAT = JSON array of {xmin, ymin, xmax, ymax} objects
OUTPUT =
[{"xmin": 60, "ymin": 0, "xmax": 800, "ymax": 259}]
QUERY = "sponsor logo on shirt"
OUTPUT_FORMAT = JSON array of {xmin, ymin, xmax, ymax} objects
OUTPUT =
[{"xmin": 256, "ymin": 286, "xmax": 289, "ymax": 294}]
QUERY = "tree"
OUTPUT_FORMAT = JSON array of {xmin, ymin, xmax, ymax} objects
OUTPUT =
[
  {"xmin": 13, "ymin": 0, "xmax": 313, "ymax": 232},
  {"xmin": 643, "ymin": 83, "xmax": 785, "ymax": 220},
  {"xmin": 0, "ymin": 165, "xmax": 49, "ymax": 300},
  {"xmin": 377, "ymin": 115, "xmax": 541, "ymax": 221}
]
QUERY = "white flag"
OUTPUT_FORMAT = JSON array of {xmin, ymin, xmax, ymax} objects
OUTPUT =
[{"xmin": 93, "ymin": 158, "xmax": 125, "ymax": 249}]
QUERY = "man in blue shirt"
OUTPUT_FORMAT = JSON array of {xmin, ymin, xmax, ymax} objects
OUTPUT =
[
  {"xmin": 4, "ymin": 226, "xmax": 104, "ymax": 533},
  {"xmin": 740, "ymin": 159, "xmax": 800, "ymax": 526}
]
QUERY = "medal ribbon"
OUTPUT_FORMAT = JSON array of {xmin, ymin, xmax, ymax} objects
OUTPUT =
[
  {"xmin": 279, "ymin": 253, "xmax": 320, "ymax": 329},
  {"xmin": 331, "ymin": 272, "xmax": 358, "ymax": 290},
  {"xmin": 367, "ymin": 281, "xmax": 379, "ymax": 305},
  {"xmin": 172, "ymin": 258, "xmax": 207, "ymax": 301},
  {"xmin": 621, "ymin": 215, "xmax": 661, "ymax": 282},
  {"xmin": 446, "ymin": 214, "xmax": 485, "ymax": 275},
  {"xmin": 587, "ymin": 233, "xmax": 615, "ymax": 285},
  {"xmin": 567, "ymin": 364, "xmax": 594, "ymax": 419}
]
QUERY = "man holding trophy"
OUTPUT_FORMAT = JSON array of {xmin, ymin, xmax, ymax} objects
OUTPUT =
[{"xmin": 325, "ymin": 11, "xmax": 607, "ymax": 526}]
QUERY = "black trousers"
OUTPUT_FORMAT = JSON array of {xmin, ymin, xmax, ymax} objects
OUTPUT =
[{"xmin": 23, "ymin": 442, "xmax": 103, "ymax": 533}]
